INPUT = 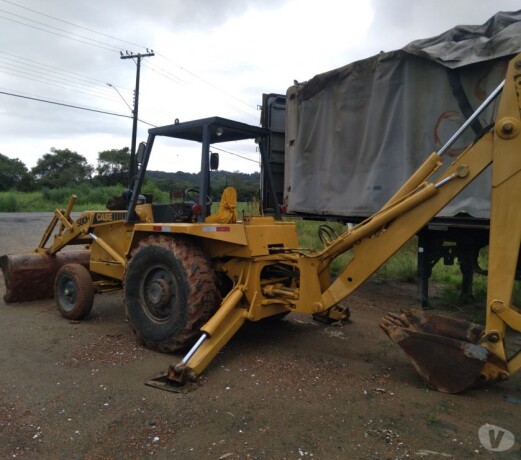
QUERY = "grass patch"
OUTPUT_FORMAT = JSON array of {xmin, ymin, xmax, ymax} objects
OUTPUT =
[
  {"xmin": 294, "ymin": 220, "xmax": 352, "ymax": 275},
  {"xmin": 0, "ymin": 189, "xmax": 259, "ymax": 213},
  {"xmin": 0, "ymin": 187, "xmax": 125, "ymax": 212},
  {"xmin": 0, "ymin": 193, "xmax": 19, "ymax": 212},
  {"xmin": 375, "ymin": 239, "xmax": 417, "ymax": 283}
]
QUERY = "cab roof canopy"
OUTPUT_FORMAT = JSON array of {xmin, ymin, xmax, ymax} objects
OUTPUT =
[{"xmin": 148, "ymin": 116, "xmax": 269, "ymax": 144}]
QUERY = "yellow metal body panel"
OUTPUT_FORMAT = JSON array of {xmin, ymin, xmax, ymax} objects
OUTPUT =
[
  {"xmin": 133, "ymin": 222, "xmax": 248, "ymax": 246},
  {"xmin": 89, "ymin": 222, "xmax": 133, "ymax": 281},
  {"xmin": 483, "ymin": 61, "xmax": 521, "ymax": 377},
  {"xmin": 218, "ymin": 258, "xmax": 294, "ymax": 320},
  {"xmin": 131, "ymin": 217, "xmax": 299, "ymax": 258}
]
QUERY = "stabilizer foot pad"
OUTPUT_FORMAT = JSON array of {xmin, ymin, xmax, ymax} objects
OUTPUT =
[{"xmin": 145, "ymin": 373, "xmax": 197, "ymax": 393}]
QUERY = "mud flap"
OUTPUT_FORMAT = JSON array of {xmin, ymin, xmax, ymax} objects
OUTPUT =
[
  {"xmin": 380, "ymin": 308, "xmax": 489, "ymax": 393},
  {"xmin": 0, "ymin": 250, "xmax": 91, "ymax": 303}
]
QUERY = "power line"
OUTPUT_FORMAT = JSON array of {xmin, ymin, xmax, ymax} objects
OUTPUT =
[
  {"xmin": 2, "ymin": 88, "xmax": 255, "ymax": 164},
  {"xmin": 0, "ymin": 14, "xmax": 120, "ymax": 52},
  {"xmin": 0, "ymin": 61, "xmax": 180, "ymax": 121},
  {"xmin": 0, "ymin": 67, "xmax": 123, "ymax": 104},
  {"xmin": 1, "ymin": 0, "xmax": 254, "ymax": 119},
  {"xmin": 0, "ymin": 1, "xmax": 262, "ymax": 126},
  {"xmin": 0, "ymin": 50, "xmax": 116, "ymax": 87},
  {"xmin": 153, "ymin": 53, "xmax": 261, "ymax": 123},
  {"xmin": 0, "ymin": 7, "xmax": 123, "ymax": 51},
  {"xmin": 211, "ymin": 145, "xmax": 260, "ymax": 164},
  {"xmin": 0, "ymin": 89, "xmax": 157, "ymax": 127},
  {"xmin": 0, "ymin": 63, "xmax": 120, "ymax": 101},
  {"xmin": 141, "ymin": 61, "xmax": 189, "ymax": 87},
  {"xmin": 0, "ymin": 50, "xmax": 138, "ymax": 110},
  {"xmin": 0, "ymin": 0, "xmax": 149, "ymax": 50},
  {"xmin": 0, "ymin": 12, "xmax": 258, "ymax": 122},
  {"xmin": 0, "ymin": 90, "xmax": 131, "ymax": 117},
  {"xmin": 0, "ymin": 85, "xmax": 108, "ymax": 109},
  {"xmin": 157, "ymin": 53, "xmax": 258, "ymax": 113},
  {"xmin": 0, "ymin": 56, "xmax": 188, "ymax": 124},
  {"xmin": 0, "ymin": 76, "xmax": 171, "ymax": 126}
]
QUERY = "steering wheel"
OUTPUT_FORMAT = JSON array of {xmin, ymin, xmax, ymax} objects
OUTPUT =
[{"xmin": 184, "ymin": 188, "xmax": 212, "ymax": 206}]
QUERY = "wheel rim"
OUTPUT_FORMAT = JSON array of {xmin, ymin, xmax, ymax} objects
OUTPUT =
[
  {"xmin": 58, "ymin": 276, "xmax": 77, "ymax": 312},
  {"xmin": 141, "ymin": 265, "xmax": 179, "ymax": 322}
]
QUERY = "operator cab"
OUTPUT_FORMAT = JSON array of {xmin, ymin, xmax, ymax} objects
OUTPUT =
[{"xmin": 125, "ymin": 117, "xmax": 279, "ymax": 224}]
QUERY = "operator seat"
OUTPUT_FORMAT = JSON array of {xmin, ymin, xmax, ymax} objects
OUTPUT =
[{"xmin": 205, "ymin": 187, "xmax": 237, "ymax": 224}]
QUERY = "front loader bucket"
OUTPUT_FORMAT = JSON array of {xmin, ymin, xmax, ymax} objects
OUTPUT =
[
  {"xmin": 0, "ymin": 250, "xmax": 91, "ymax": 303},
  {"xmin": 380, "ymin": 308, "xmax": 490, "ymax": 393}
]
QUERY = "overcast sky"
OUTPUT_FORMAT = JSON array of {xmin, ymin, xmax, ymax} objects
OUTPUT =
[{"xmin": 1, "ymin": 0, "xmax": 520, "ymax": 174}]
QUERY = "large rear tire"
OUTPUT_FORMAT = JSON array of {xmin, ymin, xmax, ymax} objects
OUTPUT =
[
  {"xmin": 124, "ymin": 235, "xmax": 220, "ymax": 352},
  {"xmin": 55, "ymin": 263, "xmax": 95, "ymax": 320}
]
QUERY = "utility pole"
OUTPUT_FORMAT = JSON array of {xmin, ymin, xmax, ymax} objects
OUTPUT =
[{"xmin": 120, "ymin": 49, "xmax": 154, "ymax": 185}]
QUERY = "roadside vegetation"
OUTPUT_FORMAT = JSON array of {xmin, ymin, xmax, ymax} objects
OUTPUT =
[{"xmin": 0, "ymin": 147, "xmax": 260, "ymax": 212}]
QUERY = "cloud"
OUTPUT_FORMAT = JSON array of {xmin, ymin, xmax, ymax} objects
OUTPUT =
[
  {"xmin": 1, "ymin": 0, "xmax": 520, "ymax": 174},
  {"xmin": 368, "ymin": 0, "xmax": 521, "ymax": 53}
]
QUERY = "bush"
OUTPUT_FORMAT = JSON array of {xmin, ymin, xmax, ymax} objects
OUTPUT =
[{"xmin": 0, "ymin": 193, "xmax": 18, "ymax": 212}]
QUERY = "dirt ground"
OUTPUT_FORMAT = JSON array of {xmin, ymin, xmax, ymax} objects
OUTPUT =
[{"xmin": 0, "ymin": 213, "xmax": 520, "ymax": 459}]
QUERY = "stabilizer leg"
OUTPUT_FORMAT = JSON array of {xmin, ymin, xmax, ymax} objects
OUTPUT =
[{"xmin": 147, "ymin": 287, "xmax": 246, "ymax": 392}]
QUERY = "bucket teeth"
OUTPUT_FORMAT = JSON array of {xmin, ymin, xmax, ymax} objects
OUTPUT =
[{"xmin": 380, "ymin": 308, "xmax": 489, "ymax": 393}]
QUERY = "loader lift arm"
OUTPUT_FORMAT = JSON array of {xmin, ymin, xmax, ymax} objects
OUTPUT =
[{"xmin": 156, "ymin": 54, "xmax": 521, "ymax": 393}]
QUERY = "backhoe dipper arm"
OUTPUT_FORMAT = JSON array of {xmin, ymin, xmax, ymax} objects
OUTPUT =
[
  {"xmin": 480, "ymin": 59, "xmax": 521, "ymax": 380},
  {"xmin": 376, "ymin": 55, "xmax": 521, "ymax": 392}
]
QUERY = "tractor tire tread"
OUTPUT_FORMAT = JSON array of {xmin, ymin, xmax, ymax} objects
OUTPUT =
[
  {"xmin": 55, "ymin": 263, "xmax": 94, "ymax": 320},
  {"xmin": 125, "ymin": 235, "xmax": 220, "ymax": 352}
]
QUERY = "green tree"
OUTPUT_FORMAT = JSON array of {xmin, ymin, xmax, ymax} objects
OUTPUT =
[
  {"xmin": 226, "ymin": 171, "xmax": 260, "ymax": 201},
  {"xmin": 95, "ymin": 147, "xmax": 130, "ymax": 186},
  {"xmin": 0, "ymin": 153, "xmax": 33, "ymax": 191},
  {"xmin": 31, "ymin": 148, "xmax": 93, "ymax": 188}
]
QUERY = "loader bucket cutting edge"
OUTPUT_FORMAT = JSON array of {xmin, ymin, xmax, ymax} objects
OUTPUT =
[
  {"xmin": 380, "ymin": 308, "xmax": 490, "ymax": 393},
  {"xmin": 0, "ymin": 250, "xmax": 91, "ymax": 303}
]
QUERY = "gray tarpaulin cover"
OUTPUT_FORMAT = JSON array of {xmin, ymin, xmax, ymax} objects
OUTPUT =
[{"xmin": 285, "ymin": 11, "xmax": 521, "ymax": 219}]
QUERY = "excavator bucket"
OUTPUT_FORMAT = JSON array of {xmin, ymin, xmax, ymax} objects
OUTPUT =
[
  {"xmin": 380, "ymin": 308, "xmax": 490, "ymax": 393},
  {"xmin": 0, "ymin": 250, "xmax": 91, "ymax": 303}
]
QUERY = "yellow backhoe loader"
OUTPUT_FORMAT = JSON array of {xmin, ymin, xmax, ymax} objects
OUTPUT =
[{"xmin": 2, "ymin": 55, "xmax": 521, "ymax": 394}]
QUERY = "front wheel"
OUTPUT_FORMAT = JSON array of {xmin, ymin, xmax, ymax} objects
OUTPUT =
[
  {"xmin": 54, "ymin": 263, "xmax": 95, "ymax": 320},
  {"xmin": 124, "ymin": 236, "xmax": 220, "ymax": 352}
]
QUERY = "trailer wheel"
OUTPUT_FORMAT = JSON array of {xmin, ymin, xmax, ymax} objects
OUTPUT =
[
  {"xmin": 124, "ymin": 236, "xmax": 220, "ymax": 352},
  {"xmin": 55, "ymin": 263, "xmax": 95, "ymax": 320}
]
